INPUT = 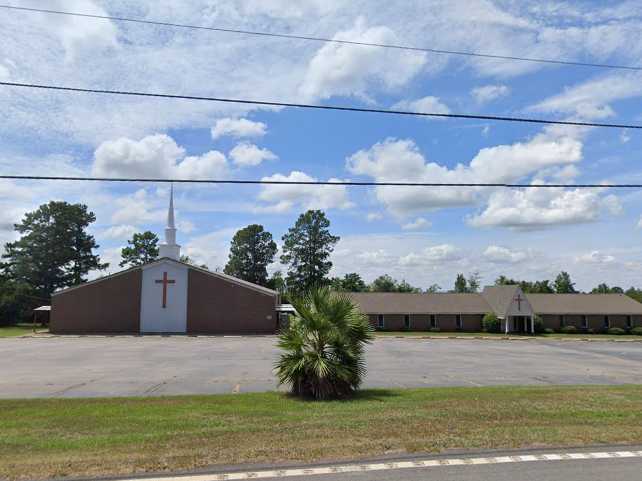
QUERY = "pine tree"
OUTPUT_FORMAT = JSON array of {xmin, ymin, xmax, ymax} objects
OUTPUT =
[
  {"xmin": 224, "ymin": 224, "xmax": 277, "ymax": 286},
  {"xmin": 120, "ymin": 231, "xmax": 159, "ymax": 267},
  {"xmin": 2, "ymin": 201, "xmax": 107, "ymax": 298},
  {"xmin": 280, "ymin": 210, "xmax": 339, "ymax": 292},
  {"xmin": 554, "ymin": 271, "xmax": 577, "ymax": 293}
]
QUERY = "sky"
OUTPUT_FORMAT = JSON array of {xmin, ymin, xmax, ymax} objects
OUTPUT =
[{"xmin": 1, "ymin": 0, "xmax": 642, "ymax": 291}]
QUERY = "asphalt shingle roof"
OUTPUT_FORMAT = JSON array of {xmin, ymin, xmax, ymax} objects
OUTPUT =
[{"xmin": 348, "ymin": 289, "xmax": 642, "ymax": 316}]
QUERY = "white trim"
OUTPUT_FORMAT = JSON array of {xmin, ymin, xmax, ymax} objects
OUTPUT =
[
  {"xmin": 53, "ymin": 257, "xmax": 278, "ymax": 298},
  {"xmin": 51, "ymin": 266, "xmax": 139, "ymax": 296}
]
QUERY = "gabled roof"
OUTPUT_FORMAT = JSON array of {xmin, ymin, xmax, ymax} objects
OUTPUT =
[
  {"xmin": 348, "ymin": 292, "xmax": 492, "ymax": 314},
  {"xmin": 347, "ymin": 289, "xmax": 642, "ymax": 316},
  {"xmin": 527, "ymin": 293, "xmax": 642, "ymax": 315},
  {"xmin": 481, "ymin": 285, "xmax": 521, "ymax": 317},
  {"xmin": 53, "ymin": 257, "xmax": 278, "ymax": 297}
]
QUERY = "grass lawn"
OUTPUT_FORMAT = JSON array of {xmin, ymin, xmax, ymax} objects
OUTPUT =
[
  {"xmin": 0, "ymin": 324, "xmax": 45, "ymax": 338},
  {"xmin": 375, "ymin": 331, "xmax": 642, "ymax": 340},
  {"xmin": 2, "ymin": 385, "xmax": 642, "ymax": 480}
]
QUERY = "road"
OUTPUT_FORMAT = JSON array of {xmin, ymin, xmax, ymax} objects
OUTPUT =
[
  {"xmin": 1, "ymin": 336, "xmax": 641, "ymax": 398},
  {"xmin": 109, "ymin": 447, "xmax": 642, "ymax": 481}
]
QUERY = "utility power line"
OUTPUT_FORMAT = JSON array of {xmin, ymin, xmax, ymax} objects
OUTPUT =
[
  {"xmin": 1, "ymin": 81, "xmax": 640, "ymax": 130},
  {"xmin": 1, "ymin": 3, "xmax": 640, "ymax": 72},
  {"xmin": 1, "ymin": 175, "xmax": 639, "ymax": 188}
]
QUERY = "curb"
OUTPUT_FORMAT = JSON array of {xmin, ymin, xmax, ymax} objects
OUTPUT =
[{"xmin": 378, "ymin": 335, "xmax": 642, "ymax": 343}]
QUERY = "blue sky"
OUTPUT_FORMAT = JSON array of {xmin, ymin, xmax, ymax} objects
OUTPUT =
[{"xmin": 2, "ymin": 0, "xmax": 642, "ymax": 291}]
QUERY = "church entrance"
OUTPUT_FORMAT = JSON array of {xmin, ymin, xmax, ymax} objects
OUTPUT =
[{"xmin": 510, "ymin": 316, "xmax": 532, "ymax": 333}]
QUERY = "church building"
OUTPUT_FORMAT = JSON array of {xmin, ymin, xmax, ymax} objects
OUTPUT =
[
  {"xmin": 350, "ymin": 285, "xmax": 642, "ymax": 333},
  {"xmin": 50, "ymin": 187, "xmax": 280, "ymax": 334}
]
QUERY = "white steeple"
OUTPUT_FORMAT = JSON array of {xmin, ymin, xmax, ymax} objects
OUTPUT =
[{"xmin": 158, "ymin": 184, "xmax": 181, "ymax": 260}]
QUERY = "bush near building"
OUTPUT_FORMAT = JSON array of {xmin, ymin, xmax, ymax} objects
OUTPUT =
[
  {"xmin": 482, "ymin": 313, "xmax": 501, "ymax": 333},
  {"xmin": 607, "ymin": 327, "xmax": 626, "ymax": 335}
]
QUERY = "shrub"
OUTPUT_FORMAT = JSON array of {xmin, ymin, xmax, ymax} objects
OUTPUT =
[
  {"xmin": 533, "ymin": 316, "xmax": 545, "ymax": 334},
  {"xmin": 275, "ymin": 287, "xmax": 374, "ymax": 399},
  {"xmin": 544, "ymin": 328, "xmax": 555, "ymax": 334},
  {"xmin": 482, "ymin": 313, "xmax": 501, "ymax": 333},
  {"xmin": 560, "ymin": 325, "xmax": 577, "ymax": 334},
  {"xmin": 631, "ymin": 327, "xmax": 642, "ymax": 336},
  {"xmin": 429, "ymin": 327, "xmax": 441, "ymax": 333},
  {"xmin": 607, "ymin": 327, "xmax": 626, "ymax": 335}
]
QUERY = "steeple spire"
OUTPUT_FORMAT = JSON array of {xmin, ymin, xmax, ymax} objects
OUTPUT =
[
  {"xmin": 167, "ymin": 183, "xmax": 175, "ymax": 229},
  {"xmin": 158, "ymin": 184, "xmax": 181, "ymax": 260}
]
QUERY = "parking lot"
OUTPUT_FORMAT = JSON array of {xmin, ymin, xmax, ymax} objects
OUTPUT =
[{"xmin": 1, "ymin": 336, "xmax": 641, "ymax": 398}]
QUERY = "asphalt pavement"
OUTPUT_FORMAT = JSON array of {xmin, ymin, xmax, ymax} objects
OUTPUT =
[
  {"xmin": 110, "ymin": 446, "xmax": 642, "ymax": 481},
  {"xmin": 1, "ymin": 336, "xmax": 641, "ymax": 398}
]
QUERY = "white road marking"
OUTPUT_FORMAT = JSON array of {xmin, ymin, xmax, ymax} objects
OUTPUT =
[{"xmin": 113, "ymin": 450, "xmax": 642, "ymax": 481}]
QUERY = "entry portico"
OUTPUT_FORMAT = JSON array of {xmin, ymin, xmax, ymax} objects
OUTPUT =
[{"xmin": 482, "ymin": 286, "xmax": 535, "ymax": 334}]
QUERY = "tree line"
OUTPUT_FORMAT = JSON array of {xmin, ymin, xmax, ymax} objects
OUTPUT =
[{"xmin": 1, "ymin": 201, "xmax": 641, "ymax": 325}]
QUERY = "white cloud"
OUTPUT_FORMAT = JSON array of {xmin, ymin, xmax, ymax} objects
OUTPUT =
[
  {"xmin": 175, "ymin": 151, "xmax": 228, "ymax": 179},
  {"xmin": 399, "ymin": 244, "xmax": 462, "ymax": 266},
  {"xmin": 483, "ymin": 245, "xmax": 530, "ymax": 263},
  {"xmin": 111, "ymin": 189, "xmax": 166, "ymax": 225},
  {"xmin": 38, "ymin": 0, "xmax": 120, "ymax": 62},
  {"xmin": 256, "ymin": 171, "xmax": 353, "ymax": 213},
  {"xmin": 620, "ymin": 129, "xmax": 631, "ymax": 144},
  {"xmin": 299, "ymin": 17, "xmax": 426, "ymax": 101},
  {"xmin": 531, "ymin": 72, "xmax": 642, "ymax": 120},
  {"xmin": 0, "ymin": 63, "xmax": 9, "ymax": 80},
  {"xmin": 575, "ymin": 250, "xmax": 616, "ymax": 264},
  {"xmin": 471, "ymin": 84, "xmax": 510, "ymax": 104},
  {"xmin": 356, "ymin": 249, "xmax": 395, "ymax": 266},
  {"xmin": 637, "ymin": 216, "xmax": 642, "ymax": 229},
  {"xmin": 182, "ymin": 227, "xmax": 239, "ymax": 272},
  {"xmin": 102, "ymin": 224, "xmax": 138, "ymax": 240},
  {"xmin": 366, "ymin": 212, "xmax": 383, "ymax": 222},
  {"xmin": 401, "ymin": 217, "xmax": 432, "ymax": 230},
  {"xmin": 392, "ymin": 96, "xmax": 450, "ymax": 115},
  {"xmin": 178, "ymin": 220, "xmax": 196, "ymax": 234},
  {"xmin": 346, "ymin": 134, "xmax": 583, "ymax": 217},
  {"xmin": 93, "ymin": 134, "xmax": 228, "ymax": 179},
  {"xmin": 229, "ymin": 142, "xmax": 277, "ymax": 167},
  {"xmin": 211, "ymin": 118, "xmax": 267, "ymax": 140},
  {"xmin": 468, "ymin": 187, "xmax": 622, "ymax": 229}
]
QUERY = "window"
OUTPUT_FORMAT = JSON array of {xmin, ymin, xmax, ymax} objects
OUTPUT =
[
  {"xmin": 560, "ymin": 315, "xmax": 565, "ymax": 327},
  {"xmin": 430, "ymin": 314, "xmax": 437, "ymax": 329},
  {"xmin": 377, "ymin": 314, "xmax": 385, "ymax": 329},
  {"xmin": 456, "ymin": 314, "xmax": 463, "ymax": 330},
  {"xmin": 404, "ymin": 314, "xmax": 410, "ymax": 329},
  {"xmin": 603, "ymin": 316, "xmax": 610, "ymax": 329},
  {"xmin": 627, "ymin": 316, "xmax": 633, "ymax": 329},
  {"xmin": 581, "ymin": 316, "xmax": 588, "ymax": 329}
]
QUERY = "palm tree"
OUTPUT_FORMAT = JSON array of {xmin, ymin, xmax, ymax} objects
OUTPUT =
[{"xmin": 275, "ymin": 287, "xmax": 374, "ymax": 399}]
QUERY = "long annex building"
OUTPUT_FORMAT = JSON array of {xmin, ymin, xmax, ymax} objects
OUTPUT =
[{"xmin": 349, "ymin": 285, "xmax": 642, "ymax": 333}]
